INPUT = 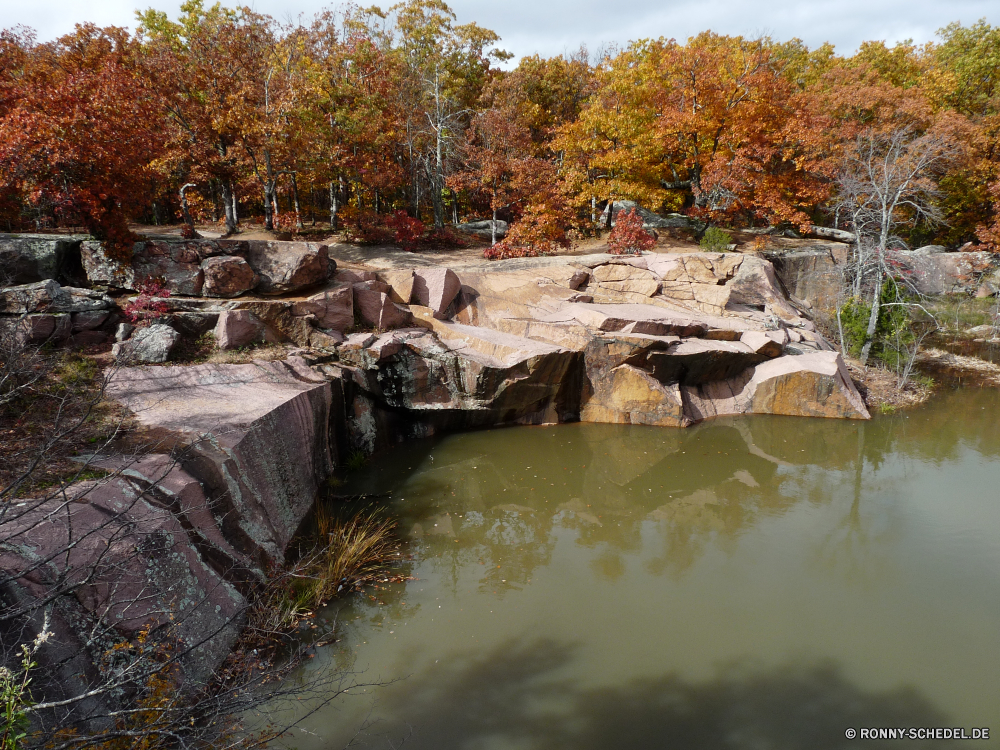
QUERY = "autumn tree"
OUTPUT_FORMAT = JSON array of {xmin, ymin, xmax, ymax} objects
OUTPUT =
[
  {"xmin": 449, "ymin": 108, "xmax": 538, "ymax": 245},
  {"xmin": 303, "ymin": 8, "xmax": 404, "ymax": 229},
  {"xmin": 556, "ymin": 34, "xmax": 829, "ymax": 229},
  {"xmin": 391, "ymin": 0, "xmax": 508, "ymax": 226},
  {"xmin": 0, "ymin": 25, "xmax": 164, "ymax": 257}
]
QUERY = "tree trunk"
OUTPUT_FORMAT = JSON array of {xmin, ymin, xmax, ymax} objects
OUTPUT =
[
  {"xmin": 210, "ymin": 181, "xmax": 220, "ymax": 223},
  {"xmin": 329, "ymin": 181, "xmax": 338, "ymax": 230},
  {"xmin": 859, "ymin": 267, "xmax": 884, "ymax": 366},
  {"xmin": 591, "ymin": 196, "xmax": 596, "ymax": 224},
  {"xmin": 291, "ymin": 173, "xmax": 303, "ymax": 229},
  {"xmin": 231, "ymin": 183, "xmax": 239, "ymax": 227},
  {"xmin": 491, "ymin": 207, "xmax": 497, "ymax": 246},
  {"xmin": 221, "ymin": 181, "xmax": 238, "ymax": 235},
  {"xmin": 263, "ymin": 185, "xmax": 274, "ymax": 230},
  {"xmin": 179, "ymin": 183, "xmax": 197, "ymax": 232},
  {"xmin": 453, "ymin": 197, "xmax": 458, "ymax": 226}
]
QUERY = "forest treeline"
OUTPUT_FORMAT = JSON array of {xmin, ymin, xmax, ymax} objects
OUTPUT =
[{"xmin": 1, "ymin": 0, "xmax": 999, "ymax": 259}]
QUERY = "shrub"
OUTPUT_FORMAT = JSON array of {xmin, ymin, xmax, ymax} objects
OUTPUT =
[
  {"xmin": 700, "ymin": 226, "xmax": 733, "ymax": 252},
  {"xmin": 340, "ymin": 207, "xmax": 394, "ymax": 245},
  {"xmin": 838, "ymin": 278, "xmax": 911, "ymax": 362},
  {"xmin": 484, "ymin": 203, "xmax": 570, "ymax": 260},
  {"xmin": 122, "ymin": 279, "xmax": 171, "ymax": 325},
  {"xmin": 385, "ymin": 210, "xmax": 424, "ymax": 251},
  {"xmin": 608, "ymin": 208, "xmax": 655, "ymax": 255},
  {"xmin": 423, "ymin": 226, "xmax": 468, "ymax": 249}
]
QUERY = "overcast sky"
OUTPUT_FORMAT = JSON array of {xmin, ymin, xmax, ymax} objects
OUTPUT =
[{"xmin": 5, "ymin": 0, "xmax": 997, "ymax": 62}]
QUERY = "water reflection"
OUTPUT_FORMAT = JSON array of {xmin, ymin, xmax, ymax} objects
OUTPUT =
[{"xmin": 278, "ymin": 388, "xmax": 1000, "ymax": 749}]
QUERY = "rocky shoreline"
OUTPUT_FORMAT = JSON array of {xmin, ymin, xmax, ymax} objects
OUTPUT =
[{"xmin": 2, "ymin": 231, "xmax": 984, "ymax": 720}]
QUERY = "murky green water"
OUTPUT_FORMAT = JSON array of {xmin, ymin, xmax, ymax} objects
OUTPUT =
[{"xmin": 277, "ymin": 389, "xmax": 1000, "ymax": 749}]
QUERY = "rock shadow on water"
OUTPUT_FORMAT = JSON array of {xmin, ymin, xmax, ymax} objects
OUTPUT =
[{"xmin": 362, "ymin": 639, "xmax": 959, "ymax": 750}]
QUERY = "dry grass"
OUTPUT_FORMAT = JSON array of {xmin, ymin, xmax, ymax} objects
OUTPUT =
[
  {"xmin": 845, "ymin": 358, "xmax": 937, "ymax": 414},
  {"xmin": 249, "ymin": 506, "xmax": 401, "ymax": 634}
]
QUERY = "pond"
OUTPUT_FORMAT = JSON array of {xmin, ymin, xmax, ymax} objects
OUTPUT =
[{"xmin": 276, "ymin": 388, "xmax": 1000, "ymax": 749}]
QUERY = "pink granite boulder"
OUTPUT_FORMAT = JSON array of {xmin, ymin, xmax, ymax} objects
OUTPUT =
[
  {"xmin": 201, "ymin": 255, "xmax": 259, "ymax": 298},
  {"xmin": 354, "ymin": 283, "xmax": 411, "ymax": 330},
  {"xmin": 213, "ymin": 310, "xmax": 265, "ymax": 349},
  {"xmin": 412, "ymin": 268, "xmax": 461, "ymax": 319},
  {"xmin": 291, "ymin": 285, "xmax": 354, "ymax": 332}
]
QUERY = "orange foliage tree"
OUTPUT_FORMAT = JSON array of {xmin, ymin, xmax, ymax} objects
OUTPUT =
[{"xmin": 0, "ymin": 25, "xmax": 163, "ymax": 257}]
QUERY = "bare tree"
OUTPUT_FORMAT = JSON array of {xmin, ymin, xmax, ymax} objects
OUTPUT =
[{"xmin": 835, "ymin": 127, "xmax": 957, "ymax": 366}]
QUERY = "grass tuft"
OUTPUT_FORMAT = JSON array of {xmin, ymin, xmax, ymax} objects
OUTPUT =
[{"xmin": 252, "ymin": 506, "xmax": 400, "ymax": 633}]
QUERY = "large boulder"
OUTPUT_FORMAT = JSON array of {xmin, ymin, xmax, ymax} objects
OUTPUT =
[
  {"xmin": 354, "ymin": 284, "xmax": 411, "ymax": 330},
  {"xmin": 412, "ymin": 268, "xmax": 461, "ymax": 318},
  {"xmin": 379, "ymin": 270, "xmax": 416, "ymax": 304},
  {"xmin": 245, "ymin": 241, "xmax": 329, "ymax": 295},
  {"xmin": 112, "ymin": 323, "xmax": 180, "ymax": 363},
  {"xmin": 457, "ymin": 219, "xmax": 508, "ymax": 239},
  {"xmin": 201, "ymin": 255, "xmax": 259, "ymax": 298},
  {"xmin": 132, "ymin": 241, "xmax": 205, "ymax": 295},
  {"xmin": 599, "ymin": 200, "xmax": 695, "ymax": 229},
  {"xmin": 105, "ymin": 359, "xmax": 332, "ymax": 561},
  {"xmin": 0, "ymin": 280, "xmax": 112, "ymax": 314},
  {"xmin": 291, "ymin": 285, "xmax": 353, "ymax": 332},
  {"xmin": 682, "ymin": 351, "xmax": 870, "ymax": 421},
  {"xmin": 81, "ymin": 240, "xmax": 210, "ymax": 294},
  {"xmin": 213, "ymin": 310, "xmax": 265, "ymax": 350},
  {"xmin": 0, "ymin": 234, "xmax": 85, "ymax": 284}
]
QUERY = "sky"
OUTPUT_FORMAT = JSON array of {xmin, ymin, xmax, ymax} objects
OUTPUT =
[{"xmin": 3, "ymin": 0, "xmax": 997, "ymax": 62}]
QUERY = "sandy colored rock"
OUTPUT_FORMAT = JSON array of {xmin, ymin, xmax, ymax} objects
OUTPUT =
[
  {"xmin": 581, "ymin": 364, "xmax": 687, "ymax": 426},
  {"xmin": 741, "ymin": 330, "xmax": 784, "ymax": 358},
  {"xmin": 744, "ymin": 351, "xmax": 870, "ymax": 419},
  {"xmin": 380, "ymin": 269, "xmax": 416, "ymax": 304},
  {"xmin": 412, "ymin": 268, "xmax": 461, "ymax": 318}
]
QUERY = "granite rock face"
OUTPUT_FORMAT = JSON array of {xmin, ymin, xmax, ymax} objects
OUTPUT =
[
  {"xmin": 0, "ymin": 234, "xmax": 86, "ymax": 284},
  {"xmin": 214, "ymin": 310, "xmax": 265, "ymax": 349},
  {"xmin": 105, "ymin": 358, "xmax": 332, "ymax": 562},
  {"xmin": 112, "ymin": 323, "xmax": 180, "ymax": 363},
  {"xmin": 244, "ymin": 241, "xmax": 329, "ymax": 295},
  {"xmin": 1, "ymin": 358, "xmax": 334, "ymax": 715},
  {"xmin": 201, "ymin": 255, "xmax": 259, "ymax": 297}
]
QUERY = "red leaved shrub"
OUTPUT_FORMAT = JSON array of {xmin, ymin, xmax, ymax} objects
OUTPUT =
[
  {"xmin": 386, "ymin": 210, "xmax": 424, "ymax": 251},
  {"xmin": 484, "ymin": 203, "xmax": 570, "ymax": 260},
  {"xmin": 608, "ymin": 208, "xmax": 655, "ymax": 255},
  {"xmin": 123, "ymin": 279, "xmax": 171, "ymax": 325}
]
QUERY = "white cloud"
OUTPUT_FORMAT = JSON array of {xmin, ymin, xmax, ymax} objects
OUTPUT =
[{"xmin": 5, "ymin": 0, "xmax": 996, "ymax": 61}]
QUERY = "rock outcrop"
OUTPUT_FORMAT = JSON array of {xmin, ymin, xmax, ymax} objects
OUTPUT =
[
  {"xmin": 80, "ymin": 238, "xmax": 333, "ymax": 298},
  {"xmin": 1, "ymin": 358, "xmax": 333, "ymax": 717},
  {"xmin": 0, "ymin": 234, "xmax": 88, "ymax": 284},
  {"xmin": 111, "ymin": 323, "xmax": 180, "ymax": 363}
]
